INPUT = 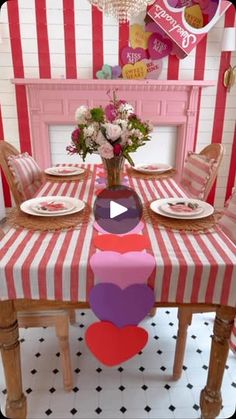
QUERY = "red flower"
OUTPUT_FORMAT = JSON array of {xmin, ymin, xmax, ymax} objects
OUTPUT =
[
  {"xmin": 71, "ymin": 128, "xmax": 80, "ymax": 144},
  {"xmin": 113, "ymin": 143, "xmax": 122, "ymax": 156},
  {"xmin": 105, "ymin": 104, "xmax": 117, "ymax": 122}
]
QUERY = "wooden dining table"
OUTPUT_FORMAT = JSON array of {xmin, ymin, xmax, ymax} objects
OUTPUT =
[{"xmin": 0, "ymin": 163, "xmax": 235, "ymax": 419}]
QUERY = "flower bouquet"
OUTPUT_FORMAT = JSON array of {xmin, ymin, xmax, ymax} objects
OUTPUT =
[{"xmin": 67, "ymin": 89, "xmax": 153, "ymax": 186}]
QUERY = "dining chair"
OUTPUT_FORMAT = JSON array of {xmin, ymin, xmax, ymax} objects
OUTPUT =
[{"xmin": 173, "ymin": 187, "xmax": 236, "ymax": 380}]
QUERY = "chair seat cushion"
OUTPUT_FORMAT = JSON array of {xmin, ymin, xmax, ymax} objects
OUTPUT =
[
  {"xmin": 8, "ymin": 152, "xmax": 43, "ymax": 200},
  {"xmin": 218, "ymin": 189, "xmax": 236, "ymax": 244},
  {"xmin": 181, "ymin": 152, "xmax": 217, "ymax": 200}
]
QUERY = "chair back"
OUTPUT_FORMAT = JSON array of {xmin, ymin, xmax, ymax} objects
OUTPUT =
[
  {"xmin": 0, "ymin": 140, "xmax": 23, "ymax": 206},
  {"xmin": 199, "ymin": 143, "xmax": 224, "ymax": 200}
]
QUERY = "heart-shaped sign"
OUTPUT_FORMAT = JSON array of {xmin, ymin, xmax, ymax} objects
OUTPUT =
[
  {"xmin": 130, "ymin": 24, "xmax": 152, "ymax": 49},
  {"xmin": 121, "ymin": 47, "xmax": 147, "ymax": 65},
  {"xmin": 89, "ymin": 283, "xmax": 155, "ymax": 327},
  {"xmin": 122, "ymin": 62, "xmax": 147, "ymax": 80},
  {"xmin": 96, "ymin": 64, "xmax": 112, "ymax": 80},
  {"xmin": 184, "ymin": 4, "xmax": 204, "ymax": 28},
  {"xmin": 112, "ymin": 65, "xmax": 122, "ymax": 79},
  {"xmin": 94, "ymin": 234, "xmax": 150, "ymax": 253},
  {"xmin": 148, "ymin": 33, "xmax": 173, "ymax": 60},
  {"xmin": 93, "ymin": 220, "xmax": 144, "ymax": 235},
  {"xmin": 141, "ymin": 59, "xmax": 163, "ymax": 80},
  {"xmin": 85, "ymin": 321, "xmax": 148, "ymax": 366},
  {"xmin": 90, "ymin": 251, "xmax": 155, "ymax": 288}
]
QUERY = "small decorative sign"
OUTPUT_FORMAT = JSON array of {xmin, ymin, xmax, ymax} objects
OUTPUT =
[
  {"xmin": 148, "ymin": 32, "xmax": 173, "ymax": 60},
  {"xmin": 121, "ymin": 47, "xmax": 148, "ymax": 65},
  {"xmin": 130, "ymin": 24, "xmax": 152, "ymax": 49},
  {"xmin": 141, "ymin": 58, "xmax": 163, "ymax": 79},
  {"xmin": 122, "ymin": 62, "xmax": 148, "ymax": 79}
]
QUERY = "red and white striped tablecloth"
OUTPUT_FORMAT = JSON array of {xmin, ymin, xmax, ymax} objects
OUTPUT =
[{"xmin": 0, "ymin": 164, "xmax": 236, "ymax": 310}]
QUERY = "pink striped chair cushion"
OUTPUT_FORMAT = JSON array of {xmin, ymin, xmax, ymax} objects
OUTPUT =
[
  {"xmin": 218, "ymin": 189, "xmax": 236, "ymax": 245},
  {"xmin": 8, "ymin": 152, "xmax": 43, "ymax": 200},
  {"xmin": 181, "ymin": 152, "xmax": 216, "ymax": 199}
]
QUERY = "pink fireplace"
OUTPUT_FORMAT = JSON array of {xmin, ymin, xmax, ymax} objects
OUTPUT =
[{"xmin": 12, "ymin": 79, "xmax": 214, "ymax": 175}]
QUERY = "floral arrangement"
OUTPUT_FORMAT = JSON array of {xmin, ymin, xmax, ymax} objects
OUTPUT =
[{"xmin": 67, "ymin": 90, "xmax": 153, "ymax": 166}]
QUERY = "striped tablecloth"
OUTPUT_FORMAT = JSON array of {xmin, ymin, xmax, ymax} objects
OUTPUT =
[{"xmin": 0, "ymin": 164, "xmax": 236, "ymax": 310}]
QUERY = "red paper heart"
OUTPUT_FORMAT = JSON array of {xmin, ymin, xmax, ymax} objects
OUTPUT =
[
  {"xmin": 85, "ymin": 321, "xmax": 148, "ymax": 366},
  {"xmin": 94, "ymin": 234, "xmax": 150, "ymax": 253}
]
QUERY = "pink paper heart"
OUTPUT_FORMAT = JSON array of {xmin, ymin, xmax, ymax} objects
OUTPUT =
[
  {"xmin": 90, "ymin": 251, "xmax": 155, "ymax": 288},
  {"xmin": 121, "ymin": 47, "xmax": 148, "ymax": 65},
  {"xmin": 141, "ymin": 59, "xmax": 163, "ymax": 79},
  {"xmin": 148, "ymin": 33, "xmax": 173, "ymax": 60}
]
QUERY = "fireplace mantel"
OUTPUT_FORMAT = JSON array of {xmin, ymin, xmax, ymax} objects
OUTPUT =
[{"xmin": 12, "ymin": 78, "xmax": 215, "ymax": 171}]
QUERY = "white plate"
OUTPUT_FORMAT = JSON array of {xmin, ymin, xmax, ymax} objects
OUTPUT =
[
  {"xmin": 45, "ymin": 166, "xmax": 84, "ymax": 176},
  {"xmin": 133, "ymin": 163, "xmax": 172, "ymax": 174},
  {"xmin": 160, "ymin": 199, "xmax": 204, "ymax": 217},
  {"xmin": 20, "ymin": 196, "xmax": 85, "ymax": 217},
  {"xmin": 150, "ymin": 198, "xmax": 214, "ymax": 220},
  {"xmin": 31, "ymin": 199, "xmax": 75, "ymax": 215}
]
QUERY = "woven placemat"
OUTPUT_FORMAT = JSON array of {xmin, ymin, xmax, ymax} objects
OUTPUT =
[
  {"xmin": 44, "ymin": 168, "xmax": 92, "ymax": 183},
  {"xmin": 7, "ymin": 203, "xmax": 92, "ymax": 232},
  {"xmin": 143, "ymin": 203, "xmax": 217, "ymax": 233},
  {"xmin": 126, "ymin": 167, "xmax": 176, "ymax": 180}
]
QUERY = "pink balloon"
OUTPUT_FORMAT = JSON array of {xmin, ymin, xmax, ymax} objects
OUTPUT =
[{"xmin": 148, "ymin": 33, "xmax": 173, "ymax": 60}]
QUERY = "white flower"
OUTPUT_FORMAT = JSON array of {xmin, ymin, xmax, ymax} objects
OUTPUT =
[
  {"xmin": 83, "ymin": 125, "xmax": 95, "ymax": 138},
  {"xmin": 75, "ymin": 106, "xmax": 90, "ymax": 124},
  {"xmin": 119, "ymin": 103, "xmax": 134, "ymax": 117},
  {"xmin": 104, "ymin": 123, "xmax": 122, "ymax": 142},
  {"xmin": 95, "ymin": 130, "xmax": 106, "ymax": 145},
  {"xmin": 98, "ymin": 142, "xmax": 114, "ymax": 159}
]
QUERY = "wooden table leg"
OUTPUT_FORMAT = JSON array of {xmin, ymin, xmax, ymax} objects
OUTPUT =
[
  {"xmin": 200, "ymin": 305, "xmax": 235, "ymax": 419},
  {"xmin": 0, "ymin": 301, "xmax": 26, "ymax": 418}
]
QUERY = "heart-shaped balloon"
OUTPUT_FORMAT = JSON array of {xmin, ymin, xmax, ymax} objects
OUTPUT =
[
  {"xmin": 90, "ymin": 251, "xmax": 155, "ymax": 288},
  {"xmin": 94, "ymin": 234, "xmax": 150, "ymax": 253},
  {"xmin": 93, "ymin": 221, "xmax": 144, "ymax": 234},
  {"xmin": 89, "ymin": 283, "xmax": 155, "ymax": 327},
  {"xmin": 141, "ymin": 59, "xmax": 163, "ymax": 79},
  {"xmin": 85, "ymin": 321, "xmax": 148, "ymax": 366},
  {"xmin": 96, "ymin": 64, "xmax": 112, "ymax": 80},
  {"xmin": 121, "ymin": 47, "xmax": 147, "ymax": 65},
  {"xmin": 148, "ymin": 33, "xmax": 173, "ymax": 60},
  {"xmin": 122, "ymin": 62, "xmax": 147, "ymax": 80}
]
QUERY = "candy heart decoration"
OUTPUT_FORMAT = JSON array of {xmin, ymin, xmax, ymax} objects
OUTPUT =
[
  {"xmin": 94, "ymin": 234, "xmax": 150, "ymax": 253},
  {"xmin": 96, "ymin": 64, "xmax": 112, "ymax": 79},
  {"xmin": 90, "ymin": 251, "xmax": 155, "ymax": 288},
  {"xmin": 148, "ymin": 33, "xmax": 173, "ymax": 60},
  {"xmin": 167, "ymin": 0, "xmax": 179, "ymax": 6},
  {"xmin": 85, "ymin": 321, "xmax": 148, "ymax": 366},
  {"xmin": 93, "ymin": 221, "xmax": 144, "ymax": 235},
  {"xmin": 184, "ymin": 4, "xmax": 204, "ymax": 28},
  {"xmin": 111, "ymin": 65, "xmax": 122, "ymax": 79},
  {"xmin": 121, "ymin": 47, "xmax": 147, "ymax": 65},
  {"xmin": 122, "ymin": 62, "xmax": 147, "ymax": 80},
  {"xmin": 89, "ymin": 283, "xmax": 155, "ymax": 328},
  {"xmin": 130, "ymin": 24, "xmax": 152, "ymax": 49},
  {"xmin": 141, "ymin": 59, "xmax": 163, "ymax": 80}
]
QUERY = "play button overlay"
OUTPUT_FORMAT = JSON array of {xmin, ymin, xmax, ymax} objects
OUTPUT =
[{"xmin": 94, "ymin": 185, "xmax": 143, "ymax": 234}]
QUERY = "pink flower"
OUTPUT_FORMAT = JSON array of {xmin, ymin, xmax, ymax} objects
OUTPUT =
[
  {"xmin": 105, "ymin": 104, "xmax": 117, "ymax": 122},
  {"xmin": 105, "ymin": 123, "xmax": 122, "ymax": 141},
  {"xmin": 98, "ymin": 142, "xmax": 114, "ymax": 159},
  {"xmin": 113, "ymin": 143, "xmax": 122, "ymax": 156},
  {"xmin": 71, "ymin": 128, "xmax": 80, "ymax": 145}
]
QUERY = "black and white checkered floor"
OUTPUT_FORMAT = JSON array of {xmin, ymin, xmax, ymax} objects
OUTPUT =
[{"xmin": 0, "ymin": 308, "xmax": 235, "ymax": 419}]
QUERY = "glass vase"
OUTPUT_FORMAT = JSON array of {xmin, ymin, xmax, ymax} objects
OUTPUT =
[{"xmin": 101, "ymin": 156, "xmax": 125, "ymax": 188}]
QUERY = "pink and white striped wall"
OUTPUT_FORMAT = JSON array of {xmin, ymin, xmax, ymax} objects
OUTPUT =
[{"xmin": 0, "ymin": 0, "xmax": 235, "ymax": 208}]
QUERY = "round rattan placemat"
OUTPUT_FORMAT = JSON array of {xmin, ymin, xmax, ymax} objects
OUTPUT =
[
  {"xmin": 143, "ymin": 203, "xmax": 217, "ymax": 233},
  {"xmin": 126, "ymin": 167, "xmax": 176, "ymax": 180},
  {"xmin": 44, "ymin": 168, "xmax": 92, "ymax": 183},
  {"xmin": 7, "ymin": 203, "xmax": 92, "ymax": 232}
]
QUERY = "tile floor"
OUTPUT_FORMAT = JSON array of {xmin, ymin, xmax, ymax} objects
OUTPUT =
[{"xmin": 0, "ymin": 308, "xmax": 236, "ymax": 419}]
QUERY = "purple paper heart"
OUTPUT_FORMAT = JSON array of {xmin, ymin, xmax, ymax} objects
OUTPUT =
[
  {"xmin": 89, "ymin": 283, "xmax": 155, "ymax": 327},
  {"xmin": 90, "ymin": 251, "xmax": 155, "ymax": 288},
  {"xmin": 112, "ymin": 65, "xmax": 122, "ymax": 79},
  {"xmin": 148, "ymin": 33, "xmax": 173, "ymax": 60},
  {"xmin": 121, "ymin": 47, "xmax": 148, "ymax": 65}
]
